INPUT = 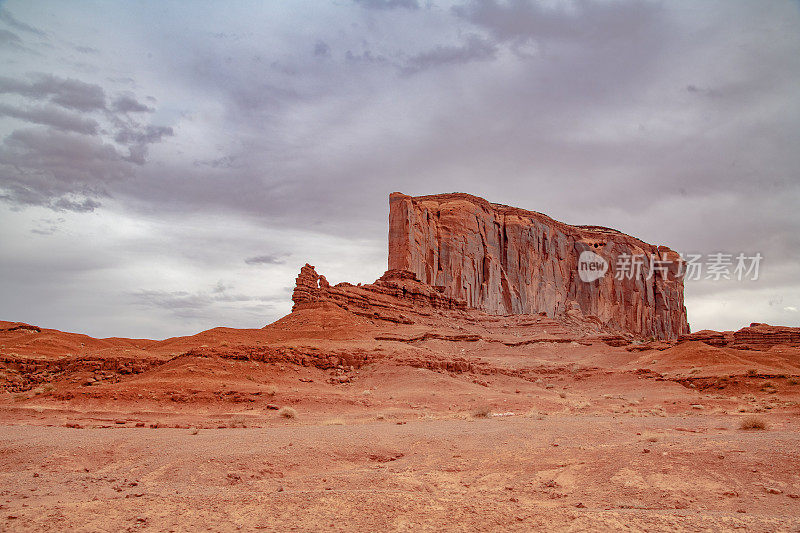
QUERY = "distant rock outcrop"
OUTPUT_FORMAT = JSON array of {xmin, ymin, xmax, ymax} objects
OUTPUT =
[
  {"xmin": 388, "ymin": 192, "xmax": 689, "ymax": 339},
  {"xmin": 731, "ymin": 323, "xmax": 800, "ymax": 350},
  {"xmin": 676, "ymin": 323, "xmax": 800, "ymax": 351}
]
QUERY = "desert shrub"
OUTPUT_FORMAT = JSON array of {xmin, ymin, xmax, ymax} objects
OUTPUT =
[
  {"xmin": 746, "ymin": 369, "xmax": 758, "ymax": 377},
  {"xmin": 471, "ymin": 407, "xmax": 492, "ymax": 419},
  {"xmin": 228, "ymin": 417, "xmax": 248, "ymax": 428},
  {"xmin": 278, "ymin": 406, "xmax": 297, "ymax": 419},
  {"xmin": 739, "ymin": 416, "xmax": 768, "ymax": 430}
]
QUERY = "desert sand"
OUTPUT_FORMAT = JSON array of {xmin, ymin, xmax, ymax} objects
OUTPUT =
[{"xmin": 1, "ymin": 309, "xmax": 799, "ymax": 532}]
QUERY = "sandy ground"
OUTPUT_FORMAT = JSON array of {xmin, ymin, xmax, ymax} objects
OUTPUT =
[
  {"xmin": 1, "ymin": 412, "xmax": 799, "ymax": 532},
  {"xmin": 2, "ymin": 315, "xmax": 800, "ymax": 531}
]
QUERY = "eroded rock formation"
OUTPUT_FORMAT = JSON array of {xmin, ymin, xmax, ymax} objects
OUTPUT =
[
  {"xmin": 292, "ymin": 192, "xmax": 690, "ymax": 340},
  {"xmin": 292, "ymin": 264, "xmax": 467, "ymax": 324},
  {"xmin": 676, "ymin": 323, "xmax": 800, "ymax": 351},
  {"xmin": 388, "ymin": 192, "xmax": 688, "ymax": 339},
  {"xmin": 732, "ymin": 323, "xmax": 800, "ymax": 350}
]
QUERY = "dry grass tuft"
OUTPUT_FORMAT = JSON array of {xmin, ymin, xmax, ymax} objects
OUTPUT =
[
  {"xmin": 228, "ymin": 417, "xmax": 248, "ymax": 428},
  {"xmin": 739, "ymin": 416, "xmax": 768, "ymax": 430},
  {"xmin": 471, "ymin": 407, "xmax": 492, "ymax": 419},
  {"xmin": 278, "ymin": 406, "xmax": 298, "ymax": 419},
  {"xmin": 643, "ymin": 433, "xmax": 660, "ymax": 442}
]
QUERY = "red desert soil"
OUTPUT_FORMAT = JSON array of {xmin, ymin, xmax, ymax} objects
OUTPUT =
[{"xmin": 1, "ymin": 310, "xmax": 799, "ymax": 532}]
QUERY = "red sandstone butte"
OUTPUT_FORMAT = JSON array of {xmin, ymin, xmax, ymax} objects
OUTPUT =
[{"xmin": 388, "ymin": 192, "xmax": 689, "ymax": 339}]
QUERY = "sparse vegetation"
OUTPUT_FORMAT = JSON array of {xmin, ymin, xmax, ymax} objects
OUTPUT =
[
  {"xmin": 760, "ymin": 382, "xmax": 777, "ymax": 393},
  {"xmin": 739, "ymin": 416, "xmax": 768, "ymax": 430},
  {"xmin": 789, "ymin": 378, "xmax": 799, "ymax": 386},
  {"xmin": 471, "ymin": 407, "xmax": 492, "ymax": 419},
  {"xmin": 278, "ymin": 406, "xmax": 297, "ymax": 419},
  {"xmin": 746, "ymin": 369, "xmax": 758, "ymax": 377},
  {"xmin": 228, "ymin": 417, "xmax": 248, "ymax": 428}
]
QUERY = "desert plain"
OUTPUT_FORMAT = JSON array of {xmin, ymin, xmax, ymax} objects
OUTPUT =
[{"xmin": 1, "ymin": 306, "xmax": 799, "ymax": 532}]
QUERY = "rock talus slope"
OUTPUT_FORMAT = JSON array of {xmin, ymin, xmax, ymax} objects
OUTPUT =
[{"xmin": 388, "ymin": 192, "xmax": 689, "ymax": 339}]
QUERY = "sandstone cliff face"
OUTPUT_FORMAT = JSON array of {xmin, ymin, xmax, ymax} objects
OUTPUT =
[
  {"xmin": 388, "ymin": 192, "xmax": 689, "ymax": 339},
  {"xmin": 290, "ymin": 263, "xmax": 618, "ymax": 341}
]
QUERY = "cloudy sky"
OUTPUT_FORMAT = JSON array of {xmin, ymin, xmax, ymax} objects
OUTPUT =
[{"xmin": 0, "ymin": 0, "xmax": 798, "ymax": 339}]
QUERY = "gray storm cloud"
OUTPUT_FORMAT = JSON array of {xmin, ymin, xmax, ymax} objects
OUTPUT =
[{"xmin": 0, "ymin": 0, "xmax": 798, "ymax": 338}]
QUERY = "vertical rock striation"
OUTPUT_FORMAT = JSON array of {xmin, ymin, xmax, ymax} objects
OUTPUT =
[{"xmin": 388, "ymin": 192, "xmax": 689, "ymax": 339}]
